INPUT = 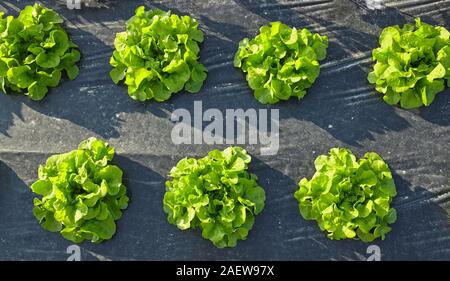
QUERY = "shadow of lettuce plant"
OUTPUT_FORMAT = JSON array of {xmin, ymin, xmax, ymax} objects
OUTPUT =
[{"xmin": 0, "ymin": 3, "xmax": 80, "ymax": 101}]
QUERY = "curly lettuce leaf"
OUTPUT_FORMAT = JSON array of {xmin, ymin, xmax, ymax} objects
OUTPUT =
[
  {"xmin": 31, "ymin": 137, "xmax": 129, "ymax": 244},
  {"xmin": 294, "ymin": 148, "xmax": 397, "ymax": 242},
  {"xmin": 110, "ymin": 6, "xmax": 207, "ymax": 102},
  {"xmin": 0, "ymin": 4, "xmax": 80, "ymax": 100},
  {"xmin": 234, "ymin": 21, "xmax": 328, "ymax": 104},
  {"xmin": 163, "ymin": 147, "xmax": 265, "ymax": 248},
  {"xmin": 368, "ymin": 18, "xmax": 450, "ymax": 109}
]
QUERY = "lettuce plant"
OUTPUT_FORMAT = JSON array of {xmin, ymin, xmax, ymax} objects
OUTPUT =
[
  {"xmin": 110, "ymin": 6, "xmax": 208, "ymax": 102},
  {"xmin": 31, "ymin": 138, "xmax": 129, "ymax": 244},
  {"xmin": 368, "ymin": 18, "xmax": 450, "ymax": 108},
  {"xmin": 163, "ymin": 147, "xmax": 266, "ymax": 248},
  {"xmin": 0, "ymin": 4, "xmax": 80, "ymax": 101},
  {"xmin": 234, "ymin": 21, "xmax": 328, "ymax": 104},
  {"xmin": 294, "ymin": 148, "xmax": 397, "ymax": 242}
]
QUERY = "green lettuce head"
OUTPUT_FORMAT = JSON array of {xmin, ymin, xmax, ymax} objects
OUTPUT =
[
  {"xmin": 0, "ymin": 3, "xmax": 80, "ymax": 100},
  {"xmin": 294, "ymin": 148, "xmax": 397, "ymax": 242},
  {"xmin": 368, "ymin": 18, "xmax": 450, "ymax": 108},
  {"xmin": 31, "ymin": 138, "xmax": 129, "ymax": 244},
  {"xmin": 163, "ymin": 147, "xmax": 266, "ymax": 248},
  {"xmin": 234, "ymin": 21, "xmax": 328, "ymax": 104},
  {"xmin": 110, "ymin": 6, "xmax": 208, "ymax": 102}
]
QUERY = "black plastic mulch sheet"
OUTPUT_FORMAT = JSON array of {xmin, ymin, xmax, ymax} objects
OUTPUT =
[{"xmin": 0, "ymin": 0, "xmax": 449, "ymax": 261}]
